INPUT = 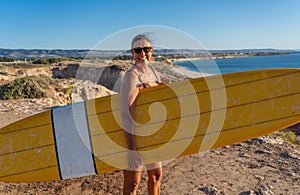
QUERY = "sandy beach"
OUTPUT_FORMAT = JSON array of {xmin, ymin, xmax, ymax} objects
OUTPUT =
[{"xmin": 0, "ymin": 60, "xmax": 299, "ymax": 194}]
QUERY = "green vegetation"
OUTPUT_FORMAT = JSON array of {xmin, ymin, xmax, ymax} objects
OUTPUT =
[
  {"xmin": 2, "ymin": 63, "xmax": 52, "ymax": 68},
  {"xmin": 32, "ymin": 57, "xmax": 78, "ymax": 64},
  {"xmin": 112, "ymin": 55, "xmax": 132, "ymax": 60},
  {"xmin": 63, "ymin": 85, "xmax": 73, "ymax": 96},
  {"xmin": 271, "ymin": 131, "xmax": 300, "ymax": 145},
  {"xmin": 0, "ymin": 57, "xmax": 81, "ymax": 68},
  {"xmin": 0, "ymin": 75, "xmax": 56, "ymax": 100},
  {"xmin": 0, "ymin": 56, "xmax": 14, "ymax": 62}
]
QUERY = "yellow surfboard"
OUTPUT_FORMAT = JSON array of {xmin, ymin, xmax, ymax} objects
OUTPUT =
[{"xmin": 1, "ymin": 68, "xmax": 300, "ymax": 182}]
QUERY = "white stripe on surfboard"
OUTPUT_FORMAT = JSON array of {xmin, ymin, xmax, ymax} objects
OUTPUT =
[{"xmin": 52, "ymin": 102, "xmax": 96, "ymax": 179}]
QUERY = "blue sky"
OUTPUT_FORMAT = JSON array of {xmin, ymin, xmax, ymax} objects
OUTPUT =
[{"xmin": 1, "ymin": 0, "xmax": 299, "ymax": 50}]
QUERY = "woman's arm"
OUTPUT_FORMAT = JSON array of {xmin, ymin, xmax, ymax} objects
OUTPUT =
[
  {"xmin": 120, "ymin": 71, "xmax": 139, "ymax": 149},
  {"xmin": 120, "ymin": 71, "xmax": 143, "ymax": 168}
]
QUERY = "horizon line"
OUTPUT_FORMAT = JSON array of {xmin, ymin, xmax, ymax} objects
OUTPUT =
[{"xmin": 0, "ymin": 48, "xmax": 299, "ymax": 51}]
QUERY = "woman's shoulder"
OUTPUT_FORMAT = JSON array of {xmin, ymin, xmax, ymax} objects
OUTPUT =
[
  {"xmin": 125, "ymin": 66, "xmax": 137, "ymax": 76},
  {"xmin": 123, "ymin": 67, "xmax": 139, "ymax": 81}
]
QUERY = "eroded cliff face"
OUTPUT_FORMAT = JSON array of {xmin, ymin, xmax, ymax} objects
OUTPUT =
[
  {"xmin": 52, "ymin": 62, "xmax": 131, "ymax": 92},
  {"xmin": 51, "ymin": 59, "xmax": 186, "ymax": 94},
  {"xmin": 96, "ymin": 64, "xmax": 127, "ymax": 92}
]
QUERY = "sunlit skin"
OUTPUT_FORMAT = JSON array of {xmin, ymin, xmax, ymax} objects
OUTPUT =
[{"xmin": 120, "ymin": 38, "xmax": 170, "ymax": 195}]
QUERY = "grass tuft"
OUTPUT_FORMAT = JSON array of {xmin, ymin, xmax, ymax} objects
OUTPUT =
[{"xmin": 270, "ymin": 131, "xmax": 300, "ymax": 145}]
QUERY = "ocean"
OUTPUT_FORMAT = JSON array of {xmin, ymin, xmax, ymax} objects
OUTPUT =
[{"xmin": 174, "ymin": 52, "xmax": 300, "ymax": 76}]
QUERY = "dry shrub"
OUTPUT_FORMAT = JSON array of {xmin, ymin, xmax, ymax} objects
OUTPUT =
[{"xmin": 0, "ymin": 75, "xmax": 56, "ymax": 99}]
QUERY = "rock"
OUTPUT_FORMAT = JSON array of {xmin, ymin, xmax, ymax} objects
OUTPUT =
[
  {"xmin": 254, "ymin": 150, "xmax": 272, "ymax": 154},
  {"xmin": 198, "ymin": 185, "xmax": 225, "ymax": 195},
  {"xmin": 263, "ymin": 136, "xmax": 285, "ymax": 144},
  {"xmin": 279, "ymin": 151, "xmax": 299, "ymax": 159},
  {"xmin": 254, "ymin": 136, "xmax": 285, "ymax": 145},
  {"xmin": 97, "ymin": 64, "xmax": 127, "ymax": 92},
  {"xmin": 71, "ymin": 80, "xmax": 114, "ymax": 102},
  {"xmin": 240, "ymin": 186, "xmax": 275, "ymax": 195},
  {"xmin": 254, "ymin": 174, "xmax": 265, "ymax": 181},
  {"xmin": 239, "ymin": 190, "xmax": 256, "ymax": 195},
  {"xmin": 245, "ymin": 138, "xmax": 264, "ymax": 145},
  {"xmin": 52, "ymin": 63, "xmax": 80, "ymax": 79},
  {"xmin": 239, "ymin": 152, "xmax": 250, "ymax": 158},
  {"xmin": 257, "ymin": 185, "xmax": 275, "ymax": 195}
]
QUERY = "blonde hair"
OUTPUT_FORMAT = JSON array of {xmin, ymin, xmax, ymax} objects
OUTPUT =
[{"xmin": 131, "ymin": 34, "xmax": 152, "ymax": 49}]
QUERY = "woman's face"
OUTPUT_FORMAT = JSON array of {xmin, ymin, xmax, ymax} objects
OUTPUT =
[{"xmin": 131, "ymin": 39, "xmax": 153, "ymax": 64}]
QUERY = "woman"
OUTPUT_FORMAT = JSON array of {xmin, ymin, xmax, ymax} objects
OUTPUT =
[{"xmin": 120, "ymin": 34, "xmax": 170, "ymax": 195}]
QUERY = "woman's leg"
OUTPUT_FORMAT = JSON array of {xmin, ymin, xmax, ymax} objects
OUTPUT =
[
  {"xmin": 123, "ymin": 170, "xmax": 142, "ymax": 195},
  {"xmin": 146, "ymin": 163, "xmax": 162, "ymax": 195}
]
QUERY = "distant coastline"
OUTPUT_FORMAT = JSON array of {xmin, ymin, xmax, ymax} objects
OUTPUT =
[
  {"xmin": 163, "ymin": 51, "xmax": 290, "ymax": 63},
  {"xmin": 0, "ymin": 48, "xmax": 294, "ymax": 60}
]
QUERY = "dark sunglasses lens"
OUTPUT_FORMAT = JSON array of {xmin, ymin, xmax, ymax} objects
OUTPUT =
[
  {"xmin": 134, "ymin": 48, "xmax": 142, "ymax": 54},
  {"xmin": 133, "ymin": 47, "xmax": 152, "ymax": 54},
  {"xmin": 144, "ymin": 47, "xmax": 152, "ymax": 53}
]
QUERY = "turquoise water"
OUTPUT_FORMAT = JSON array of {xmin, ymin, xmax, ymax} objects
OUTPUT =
[{"xmin": 174, "ymin": 52, "xmax": 300, "ymax": 75}]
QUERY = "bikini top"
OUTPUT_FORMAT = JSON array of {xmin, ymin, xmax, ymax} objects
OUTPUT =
[{"xmin": 132, "ymin": 66, "xmax": 159, "ymax": 88}]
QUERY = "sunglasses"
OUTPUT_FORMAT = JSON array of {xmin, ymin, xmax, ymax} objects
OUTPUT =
[{"xmin": 131, "ymin": 47, "xmax": 153, "ymax": 54}]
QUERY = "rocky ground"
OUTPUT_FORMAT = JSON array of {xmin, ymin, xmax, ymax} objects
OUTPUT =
[{"xmin": 0, "ymin": 60, "xmax": 299, "ymax": 194}]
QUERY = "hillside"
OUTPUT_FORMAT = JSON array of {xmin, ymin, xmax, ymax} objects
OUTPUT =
[{"xmin": 0, "ymin": 48, "xmax": 293, "ymax": 59}]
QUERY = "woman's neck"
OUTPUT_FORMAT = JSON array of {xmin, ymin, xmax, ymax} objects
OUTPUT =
[{"xmin": 134, "ymin": 63, "xmax": 149, "ymax": 74}]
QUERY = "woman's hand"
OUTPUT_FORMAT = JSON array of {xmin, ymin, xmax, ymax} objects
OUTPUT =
[
  {"xmin": 127, "ymin": 150, "xmax": 143, "ymax": 170},
  {"xmin": 161, "ymin": 77, "xmax": 171, "ymax": 84}
]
